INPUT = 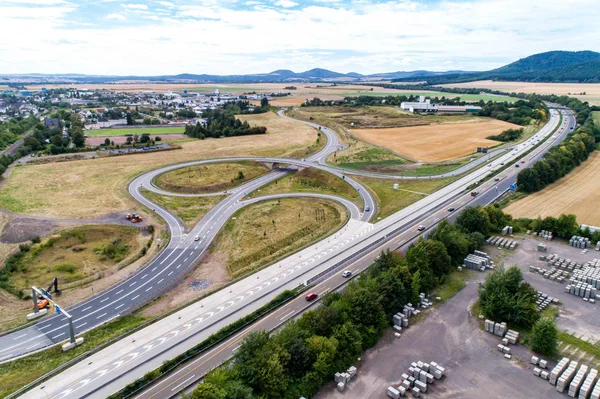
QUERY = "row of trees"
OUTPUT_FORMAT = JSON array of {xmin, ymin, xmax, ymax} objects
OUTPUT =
[
  {"xmin": 517, "ymin": 118, "xmax": 598, "ymax": 193},
  {"xmin": 476, "ymin": 99, "xmax": 546, "ymax": 126},
  {"xmin": 188, "ymin": 205, "xmax": 517, "ymax": 399},
  {"xmin": 487, "ymin": 128, "xmax": 524, "ymax": 142},
  {"xmin": 184, "ymin": 110, "xmax": 267, "ymax": 140},
  {"xmin": 223, "ymin": 98, "xmax": 269, "ymax": 114},
  {"xmin": 0, "ymin": 115, "xmax": 39, "ymax": 152}
]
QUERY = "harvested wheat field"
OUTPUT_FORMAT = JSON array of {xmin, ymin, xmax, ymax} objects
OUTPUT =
[
  {"xmin": 0, "ymin": 112, "xmax": 318, "ymax": 219},
  {"xmin": 351, "ymin": 119, "xmax": 517, "ymax": 162},
  {"xmin": 506, "ymin": 151, "xmax": 600, "ymax": 226}
]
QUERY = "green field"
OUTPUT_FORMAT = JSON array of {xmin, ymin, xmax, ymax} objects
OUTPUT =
[
  {"xmin": 85, "ymin": 126, "xmax": 185, "ymax": 137},
  {"xmin": 593, "ymin": 111, "xmax": 600, "ymax": 126}
]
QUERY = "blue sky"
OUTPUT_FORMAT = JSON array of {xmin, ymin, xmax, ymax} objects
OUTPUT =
[{"xmin": 0, "ymin": 0, "xmax": 598, "ymax": 75}]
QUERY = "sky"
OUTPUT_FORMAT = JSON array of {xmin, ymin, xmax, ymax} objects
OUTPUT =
[{"xmin": 0, "ymin": 0, "xmax": 598, "ymax": 76}]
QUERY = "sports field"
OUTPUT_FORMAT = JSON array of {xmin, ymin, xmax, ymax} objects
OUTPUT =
[
  {"xmin": 351, "ymin": 119, "xmax": 517, "ymax": 162},
  {"xmin": 443, "ymin": 80, "xmax": 600, "ymax": 105},
  {"xmin": 85, "ymin": 126, "xmax": 185, "ymax": 137},
  {"xmin": 505, "ymin": 151, "xmax": 600, "ymax": 226}
]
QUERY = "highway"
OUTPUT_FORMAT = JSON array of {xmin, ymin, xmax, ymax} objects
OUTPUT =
[{"xmin": 9, "ymin": 107, "xmax": 572, "ymax": 399}]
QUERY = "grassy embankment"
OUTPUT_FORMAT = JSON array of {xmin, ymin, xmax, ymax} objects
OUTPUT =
[
  {"xmin": 153, "ymin": 161, "xmax": 269, "ymax": 194},
  {"xmin": 211, "ymin": 198, "xmax": 348, "ymax": 278},
  {"xmin": 141, "ymin": 190, "xmax": 225, "ymax": 228}
]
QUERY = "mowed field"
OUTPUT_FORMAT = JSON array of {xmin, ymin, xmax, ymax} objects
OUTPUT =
[
  {"xmin": 85, "ymin": 126, "xmax": 185, "ymax": 137},
  {"xmin": 506, "ymin": 151, "xmax": 600, "ymax": 226},
  {"xmin": 0, "ymin": 112, "xmax": 317, "ymax": 219},
  {"xmin": 443, "ymin": 80, "xmax": 600, "ymax": 105},
  {"xmin": 351, "ymin": 119, "xmax": 517, "ymax": 162}
]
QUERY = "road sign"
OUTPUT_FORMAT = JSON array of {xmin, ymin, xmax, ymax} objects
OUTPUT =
[{"xmin": 509, "ymin": 184, "xmax": 517, "ymax": 191}]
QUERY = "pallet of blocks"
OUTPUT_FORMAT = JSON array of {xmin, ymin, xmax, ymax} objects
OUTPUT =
[
  {"xmin": 570, "ymin": 235, "xmax": 591, "ymax": 249},
  {"xmin": 568, "ymin": 364, "xmax": 588, "ymax": 397},
  {"xmin": 557, "ymin": 361, "xmax": 579, "ymax": 393},
  {"xmin": 538, "ymin": 229, "xmax": 554, "ymax": 240},
  {"xmin": 579, "ymin": 368, "xmax": 598, "ymax": 399},
  {"xmin": 550, "ymin": 358, "xmax": 570, "ymax": 385}
]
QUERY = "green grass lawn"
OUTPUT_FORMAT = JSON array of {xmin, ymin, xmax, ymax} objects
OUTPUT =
[
  {"xmin": 355, "ymin": 175, "xmax": 457, "ymax": 219},
  {"xmin": 85, "ymin": 126, "xmax": 185, "ymax": 137},
  {"xmin": 593, "ymin": 111, "xmax": 600, "ymax": 126}
]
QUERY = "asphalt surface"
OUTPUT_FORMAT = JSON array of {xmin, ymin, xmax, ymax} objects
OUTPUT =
[{"xmin": 5, "ymin": 107, "xmax": 572, "ymax": 399}]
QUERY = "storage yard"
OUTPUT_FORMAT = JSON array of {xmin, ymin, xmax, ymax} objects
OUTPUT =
[
  {"xmin": 506, "ymin": 151, "xmax": 600, "ymax": 226},
  {"xmin": 318, "ymin": 234, "xmax": 600, "ymax": 399},
  {"xmin": 351, "ymin": 120, "xmax": 517, "ymax": 162}
]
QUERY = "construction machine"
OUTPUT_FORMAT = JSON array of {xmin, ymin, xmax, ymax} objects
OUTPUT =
[
  {"xmin": 36, "ymin": 277, "xmax": 61, "ymax": 309},
  {"xmin": 127, "ymin": 213, "xmax": 143, "ymax": 223}
]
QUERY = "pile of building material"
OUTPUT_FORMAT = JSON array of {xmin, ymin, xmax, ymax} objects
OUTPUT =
[
  {"xmin": 393, "ymin": 304, "xmax": 418, "ymax": 336},
  {"xmin": 581, "ymin": 369, "xmax": 599, "ymax": 399},
  {"xmin": 537, "ymin": 230, "xmax": 554, "ymax": 240},
  {"xmin": 546, "ymin": 254, "xmax": 586, "ymax": 274},
  {"xmin": 568, "ymin": 364, "xmax": 588, "ymax": 397},
  {"xmin": 388, "ymin": 360, "xmax": 446, "ymax": 398},
  {"xmin": 556, "ymin": 360, "xmax": 579, "ymax": 393},
  {"xmin": 565, "ymin": 282, "xmax": 597, "ymax": 303},
  {"xmin": 535, "ymin": 291, "xmax": 559, "ymax": 312},
  {"xmin": 501, "ymin": 225, "xmax": 513, "ymax": 235},
  {"xmin": 484, "ymin": 320, "xmax": 507, "ymax": 337},
  {"xmin": 486, "ymin": 236, "xmax": 518, "ymax": 250},
  {"xmin": 464, "ymin": 251, "xmax": 494, "ymax": 271},
  {"xmin": 538, "ymin": 243, "xmax": 548, "ymax": 252},
  {"xmin": 529, "ymin": 265, "xmax": 568, "ymax": 283},
  {"xmin": 570, "ymin": 235, "xmax": 591, "ymax": 249},
  {"xmin": 334, "ymin": 366, "xmax": 357, "ymax": 391},
  {"xmin": 504, "ymin": 329, "xmax": 520, "ymax": 344},
  {"xmin": 419, "ymin": 293, "xmax": 433, "ymax": 309},
  {"xmin": 550, "ymin": 358, "xmax": 570, "ymax": 385}
]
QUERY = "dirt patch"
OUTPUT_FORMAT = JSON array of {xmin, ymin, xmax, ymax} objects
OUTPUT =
[
  {"xmin": 505, "ymin": 151, "xmax": 600, "ymax": 226},
  {"xmin": 0, "ymin": 217, "xmax": 58, "ymax": 243},
  {"xmin": 351, "ymin": 120, "xmax": 514, "ymax": 162},
  {"xmin": 140, "ymin": 251, "xmax": 231, "ymax": 317}
]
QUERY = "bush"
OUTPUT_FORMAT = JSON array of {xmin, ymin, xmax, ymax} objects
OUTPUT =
[
  {"xmin": 19, "ymin": 244, "xmax": 30, "ymax": 253},
  {"xmin": 30, "ymin": 236, "xmax": 41, "ymax": 244},
  {"xmin": 531, "ymin": 317, "xmax": 558, "ymax": 356}
]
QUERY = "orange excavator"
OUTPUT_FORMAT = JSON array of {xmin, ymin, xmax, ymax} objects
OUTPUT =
[
  {"xmin": 126, "ymin": 213, "xmax": 143, "ymax": 223},
  {"xmin": 37, "ymin": 277, "xmax": 61, "ymax": 309}
]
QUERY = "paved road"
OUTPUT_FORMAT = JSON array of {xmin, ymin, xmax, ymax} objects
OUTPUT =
[{"xmin": 14, "ymin": 108, "xmax": 572, "ymax": 399}]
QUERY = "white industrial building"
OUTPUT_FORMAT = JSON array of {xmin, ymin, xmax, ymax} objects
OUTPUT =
[{"xmin": 400, "ymin": 96, "xmax": 481, "ymax": 114}]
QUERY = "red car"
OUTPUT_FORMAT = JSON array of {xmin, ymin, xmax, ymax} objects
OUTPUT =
[{"xmin": 305, "ymin": 292, "xmax": 318, "ymax": 301}]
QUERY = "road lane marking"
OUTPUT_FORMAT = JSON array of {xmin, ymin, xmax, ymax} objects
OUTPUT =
[
  {"xmin": 279, "ymin": 309, "xmax": 295, "ymax": 321},
  {"xmin": 170, "ymin": 374, "xmax": 196, "ymax": 392},
  {"xmin": 146, "ymin": 286, "xmax": 153, "ymax": 292},
  {"xmin": 82, "ymin": 306, "xmax": 92, "ymax": 312},
  {"xmin": 100, "ymin": 297, "xmax": 109, "ymax": 303},
  {"xmin": 132, "ymin": 295, "xmax": 139, "ymax": 301},
  {"xmin": 97, "ymin": 313, "xmax": 107, "ymax": 320},
  {"xmin": 13, "ymin": 333, "xmax": 27, "ymax": 340},
  {"xmin": 116, "ymin": 289, "xmax": 124, "ymax": 295},
  {"xmin": 116, "ymin": 304, "xmax": 124, "ymax": 310},
  {"xmin": 52, "ymin": 332, "xmax": 65, "ymax": 340}
]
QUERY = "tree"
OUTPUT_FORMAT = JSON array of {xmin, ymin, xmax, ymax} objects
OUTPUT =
[
  {"xmin": 140, "ymin": 133, "xmax": 151, "ymax": 143},
  {"xmin": 104, "ymin": 138, "xmax": 110, "ymax": 146},
  {"xmin": 260, "ymin": 97, "xmax": 269, "ymax": 108},
  {"xmin": 190, "ymin": 383, "xmax": 225, "ymax": 399},
  {"xmin": 517, "ymin": 168, "xmax": 540, "ymax": 193},
  {"xmin": 556, "ymin": 214, "xmax": 578, "ymax": 238},
  {"xmin": 126, "ymin": 136, "xmax": 133, "ymax": 145},
  {"xmin": 126, "ymin": 112, "xmax": 133, "ymax": 125},
  {"xmin": 456, "ymin": 206, "xmax": 491, "ymax": 236},
  {"xmin": 531, "ymin": 317, "xmax": 558, "ymax": 356},
  {"xmin": 72, "ymin": 131, "xmax": 85, "ymax": 147}
]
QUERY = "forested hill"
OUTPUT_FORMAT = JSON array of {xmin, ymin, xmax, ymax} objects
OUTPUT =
[{"xmin": 392, "ymin": 51, "xmax": 600, "ymax": 84}]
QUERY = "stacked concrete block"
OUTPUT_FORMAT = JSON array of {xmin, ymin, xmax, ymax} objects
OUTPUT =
[
  {"xmin": 596, "ymin": 242, "xmax": 600, "ymax": 251},
  {"xmin": 415, "ymin": 380, "xmax": 427, "ymax": 393},
  {"xmin": 541, "ymin": 371, "xmax": 550, "ymax": 380},
  {"xmin": 532, "ymin": 356, "xmax": 539, "ymax": 365},
  {"xmin": 412, "ymin": 387, "xmax": 421, "ymax": 397},
  {"xmin": 539, "ymin": 229, "xmax": 554, "ymax": 240},
  {"xmin": 494, "ymin": 321, "xmax": 507, "ymax": 337},
  {"xmin": 540, "ymin": 359, "xmax": 548, "ymax": 369},
  {"xmin": 538, "ymin": 243, "xmax": 548, "ymax": 252},
  {"xmin": 591, "ymin": 379, "xmax": 600, "ymax": 399},
  {"xmin": 502, "ymin": 226, "xmax": 510, "ymax": 235},
  {"xmin": 570, "ymin": 236, "xmax": 591, "ymax": 249},
  {"xmin": 550, "ymin": 358, "xmax": 571, "ymax": 385},
  {"xmin": 568, "ymin": 365, "xmax": 589, "ymax": 397},
  {"xmin": 534, "ymin": 368, "xmax": 542, "ymax": 376},
  {"xmin": 505, "ymin": 329, "xmax": 520, "ymax": 344},
  {"xmin": 464, "ymin": 254, "xmax": 489, "ymax": 271},
  {"xmin": 487, "ymin": 236, "xmax": 517, "ymax": 250},
  {"xmin": 557, "ymin": 361, "xmax": 579, "ymax": 393},
  {"xmin": 579, "ymin": 368, "xmax": 598, "ymax": 399},
  {"xmin": 337, "ymin": 382, "xmax": 345, "ymax": 392},
  {"xmin": 402, "ymin": 380, "xmax": 411, "ymax": 390},
  {"xmin": 387, "ymin": 386, "xmax": 400, "ymax": 398}
]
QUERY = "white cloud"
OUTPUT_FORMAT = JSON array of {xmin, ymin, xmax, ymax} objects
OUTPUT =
[
  {"xmin": 106, "ymin": 13, "xmax": 126, "ymax": 20},
  {"xmin": 122, "ymin": 3, "xmax": 148, "ymax": 10},
  {"xmin": 0, "ymin": 0, "xmax": 598, "ymax": 75},
  {"xmin": 274, "ymin": 0, "xmax": 297, "ymax": 7},
  {"xmin": 155, "ymin": 1, "xmax": 174, "ymax": 7}
]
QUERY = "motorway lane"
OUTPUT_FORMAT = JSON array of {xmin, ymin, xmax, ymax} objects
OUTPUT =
[
  {"xmin": 138, "ymin": 109, "xmax": 571, "ymax": 396},
  {"xmin": 24, "ymin": 109, "xmax": 569, "ymax": 399}
]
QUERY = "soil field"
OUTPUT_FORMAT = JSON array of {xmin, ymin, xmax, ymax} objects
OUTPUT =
[
  {"xmin": 0, "ymin": 112, "xmax": 317, "ymax": 219},
  {"xmin": 442, "ymin": 80, "xmax": 600, "ymax": 105},
  {"xmin": 7, "ymin": 224, "xmax": 145, "ymax": 292},
  {"xmin": 351, "ymin": 119, "xmax": 517, "ymax": 162},
  {"xmin": 86, "ymin": 134, "xmax": 184, "ymax": 145},
  {"xmin": 154, "ymin": 161, "xmax": 269, "ymax": 194},
  {"xmin": 505, "ymin": 151, "xmax": 600, "ymax": 226},
  {"xmin": 212, "ymin": 198, "xmax": 347, "ymax": 278},
  {"xmin": 85, "ymin": 126, "xmax": 185, "ymax": 137},
  {"xmin": 141, "ymin": 190, "xmax": 225, "ymax": 228}
]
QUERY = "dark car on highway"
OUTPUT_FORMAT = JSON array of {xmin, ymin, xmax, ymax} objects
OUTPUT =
[{"xmin": 305, "ymin": 292, "xmax": 318, "ymax": 301}]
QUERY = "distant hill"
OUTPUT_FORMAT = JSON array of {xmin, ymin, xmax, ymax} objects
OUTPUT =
[{"xmin": 392, "ymin": 51, "xmax": 600, "ymax": 84}]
